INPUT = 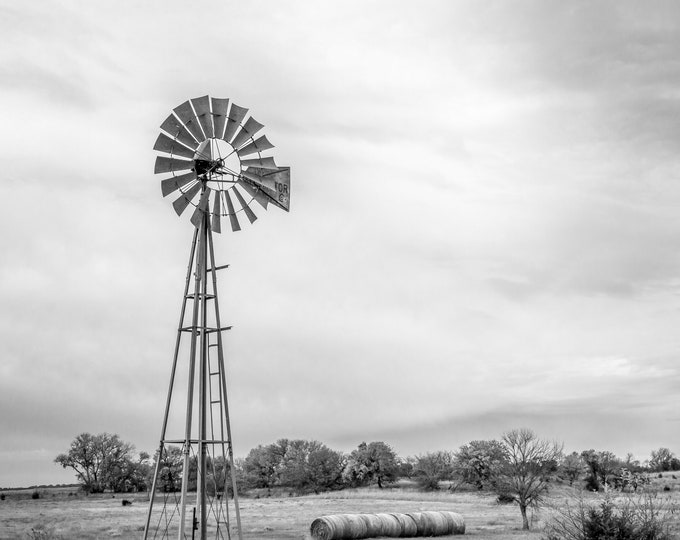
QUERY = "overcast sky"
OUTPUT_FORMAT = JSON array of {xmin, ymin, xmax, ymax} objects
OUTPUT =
[{"xmin": 1, "ymin": 1, "xmax": 680, "ymax": 488}]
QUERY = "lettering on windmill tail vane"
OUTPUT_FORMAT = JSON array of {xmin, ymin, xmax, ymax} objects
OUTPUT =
[{"xmin": 276, "ymin": 181, "xmax": 289, "ymax": 204}]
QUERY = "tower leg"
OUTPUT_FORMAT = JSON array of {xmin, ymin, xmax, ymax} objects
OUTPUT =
[
  {"xmin": 145, "ymin": 199, "xmax": 242, "ymax": 540},
  {"xmin": 144, "ymin": 228, "xmax": 199, "ymax": 540},
  {"xmin": 207, "ymin": 226, "xmax": 243, "ymax": 540},
  {"xmin": 178, "ymin": 218, "xmax": 204, "ymax": 540},
  {"xmin": 197, "ymin": 211, "xmax": 209, "ymax": 540}
]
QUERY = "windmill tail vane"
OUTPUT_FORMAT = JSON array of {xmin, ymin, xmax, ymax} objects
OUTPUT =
[{"xmin": 145, "ymin": 96, "xmax": 290, "ymax": 540}]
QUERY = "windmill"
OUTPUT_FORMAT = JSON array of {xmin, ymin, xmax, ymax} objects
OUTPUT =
[{"xmin": 144, "ymin": 95, "xmax": 290, "ymax": 540}]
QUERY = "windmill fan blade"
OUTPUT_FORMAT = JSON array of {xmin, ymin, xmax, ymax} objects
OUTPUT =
[
  {"xmin": 174, "ymin": 100, "xmax": 205, "ymax": 143},
  {"xmin": 240, "ymin": 157, "xmax": 278, "ymax": 170},
  {"xmin": 160, "ymin": 114, "xmax": 199, "ymax": 149},
  {"xmin": 172, "ymin": 182, "xmax": 202, "ymax": 216},
  {"xmin": 194, "ymin": 139, "xmax": 212, "ymax": 161},
  {"xmin": 155, "ymin": 156, "xmax": 194, "ymax": 174},
  {"xmin": 232, "ymin": 185, "xmax": 257, "ymax": 224},
  {"xmin": 236, "ymin": 135, "xmax": 274, "ymax": 157},
  {"xmin": 190, "ymin": 188, "xmax": 211, "ymax": 228},
  {"xmin": 161, "ymin": 171, "xmax": 197, "ymax": 197},
  {"xmin": 211, "ymin": 98, "xmax": 229, "ymax": 139},
  {"xmin": 153, "ymin": 133, "xmax": 196, "ymax": 160},
  {"xmin": 191, "ymin": 95, "xmax": 214, "ymax": 139},
  {"xmin": 211, "ymin": 191, "xmax": 222, "ymax": 233},
  {"xmin": 236, "ymin": 178, "xmax": 269, "ymax": 209},
  {"xmin": 223, "ymin": 104, "xmax": 248, "ymax": 143},
  {"xmin": 224, "ymin": 191, "xmax": 241, "ymax": 232},
  {"xmin": 230, "ymin": 116, "xmax": 265, "ymax": 150}
]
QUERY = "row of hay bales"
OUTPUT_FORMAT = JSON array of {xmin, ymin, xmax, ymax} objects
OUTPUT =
[{"xmin": 310, "ymin": 511, "xmax": 465, "ymax": 539}]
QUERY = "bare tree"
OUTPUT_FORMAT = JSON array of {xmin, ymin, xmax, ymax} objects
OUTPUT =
[
  {"xmin": 412, "ymin": 450, "xmax": 455, "ymax": 490},
  {"xmin": 650, "ymin": 447, "xmax": 678, "ymax": 472},
  {"xmin": 495, "ymin": 428, "xmax": 563, "ymax": 530}
]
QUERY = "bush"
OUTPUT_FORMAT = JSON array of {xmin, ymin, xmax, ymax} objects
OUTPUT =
[
  {"xmin": 31, "ymin": 490, "xmax": 41, "ymax": 500},
  {"xmin": 584, "ymin": 475, "xmax": 600, "ymax": 492},
  {"xmin": 412, "ymin": 451, "xmax": 455, "ymax": 491},
  {"xmin": 27, "ymin": 524, "xmax": 56, "ymax": 540},
  {"xmin": 543, "ymin": 493, "xmax": 677, "ymax": 540},
  {"xmin": 496, "ymin": 492, "xmax": 516, "ymax": 504}
]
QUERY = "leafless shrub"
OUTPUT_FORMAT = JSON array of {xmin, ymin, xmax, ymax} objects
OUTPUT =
[
  {"xmin": 26, "ymin": 524, "xmax": 57, "ymax": 540},
  {"xmin": 543, "ymin": 492, "xmax": 678, "ymax": 540}
]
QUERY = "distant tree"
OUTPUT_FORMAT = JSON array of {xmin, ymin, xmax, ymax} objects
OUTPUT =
[
  {"xmin": 109, "ymin": 451, "xmax": 151, "ymax": 492},
  {"xmin": 149, "ymin": 446, "xmax": 185, "ymax": 493},
  {"xmin": 342, "ymin": 442, "xmax": 399, "ymax": 489},
  {"xmin": 454, "ymin": 440, "xmax": 507, "ymax": 490},
  {"xmin": 560, "ymin": 452, "xmax": 585, "ymax": 486},
  {"xmin": 494, "ymin": 428, "xmax": 562, "ymax": 530},
  {"xmin": 280, "ymin": 440, "xmax": 344, "ymax": 493},
  {"xmin": 623, "ymin": 453, "xmax": 643, "ymax": 472},
  {"xmin": 200, "ymin": 455, "xmax": 245, "ymax": 497},
  {"xmin": 243, "ymin": 443, "xmax": 282, "ymax": 493},
  {"xmin": 412, "ymin": 451, "xmax": 455, "ymax": 491},
  {"xmin": 231, "ymin": 457, "xmax": 247, "ymax": 494},
  {"xmin": 305, "ymin": 444, "xmax": 346, "ymax": 492},
  {"xmin": 397, "ymin": 456, "xmax": 416, "ymax": 479},
  {"xmin": 581, "ymin": 450, "xmax": 621, "ymax": 491},
  {"xmin": 243, "ymin": 439, "xmax": 344, "ymax": 494},
  {"xmin": 650, "ymin": 448, "xmax": 678, "ymax": 472},
  {"xmin": 277, "ymin": 440, "xmax": 312, "ymax": 490},
  {"xmin": 55, "ymin": 433, "xmax": 141, "ymax": 493}
]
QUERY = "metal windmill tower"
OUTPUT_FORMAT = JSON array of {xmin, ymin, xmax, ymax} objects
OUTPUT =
[{"xmin": 144, "ymin": 95, "xmax": 290, "ymax": 540}]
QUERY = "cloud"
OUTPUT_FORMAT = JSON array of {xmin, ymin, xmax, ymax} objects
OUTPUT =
[{"xmin": 2, "ymin": 1, "xmax": 680, "ymax": 487}]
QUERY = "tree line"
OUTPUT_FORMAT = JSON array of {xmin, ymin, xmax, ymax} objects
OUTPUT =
[{"xmin": 55, "ymin": 429, "xmax": 680, "ymax": 530}]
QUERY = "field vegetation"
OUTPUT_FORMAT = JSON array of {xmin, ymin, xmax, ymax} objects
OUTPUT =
[
  {"xmin": 3, "ymin": 431, "xmax": 680, "ymax": 539},
  {"xmin": 1, "ymin": 476, "xmax": 679, "ymax": 539}
]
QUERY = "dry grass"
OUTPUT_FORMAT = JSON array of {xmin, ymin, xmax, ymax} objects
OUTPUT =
[
  {"xmin": 0, "ymin": 486, "xmax": 539, "ymax": 539},
  {"xmin": 1, "ymin": 479, "xmax": 679, "ymax": 540}
]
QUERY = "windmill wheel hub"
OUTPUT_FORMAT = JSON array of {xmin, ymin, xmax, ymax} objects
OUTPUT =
[
  {"xmin": 194, "ymin": 138, "xmax": 241, "ymax": 186},
  {"xmin": 194, "ymin": 158, "xmax": 216, "ymax": 176}
]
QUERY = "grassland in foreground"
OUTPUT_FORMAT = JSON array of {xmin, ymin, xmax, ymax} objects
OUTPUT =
[{"xmin": 1, "ymin": 475, "xmax": 679, "ymax": 540}]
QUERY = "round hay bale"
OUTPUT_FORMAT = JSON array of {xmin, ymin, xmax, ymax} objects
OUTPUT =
[
  {"xmin": 406, "ymin": 513, "xmax": 428, "ymax": 536},
  {"xmin": 441, "ymin": 511, "xmax": 465, "ymax": 535},
  {"xmin": 407, "ymin": 511, "xmax": 459, "ymax": 537},
  {"xmin": 390, "ymin": 513, "xmax": 417, "ymax": 536},
  {"xmin": 311, "ymin": 514, "xmax": 348, "ymax": 540},
  {"xmin": 439, "ymin": 511, "xmax": 454, "ymax": 530},
  {"xmin": 311, "ymin": 511, "xmax": 465, "ymax": 539},
  {"xmin": 420, "ymin": 511, "xmax": 447, "ymax": 535},
  {"xmin": 360, "ymin": 514, "xmax": 382, "ymax": 537},
  {"xmin": 376, "ymin": 513, "xmax": 401, "ymax": 537},
  {"xmin": 344, "ymin": 513, "xmax": 368, "ymax": 539},
  {"xmin": 310, "ymin": 516, "xmax": 337, "ymax": 540}
]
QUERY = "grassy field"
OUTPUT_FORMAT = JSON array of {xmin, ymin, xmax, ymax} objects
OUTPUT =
[{"xmin": 1, "ymin": 476, "xmax": 679, "ymax": 539}]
